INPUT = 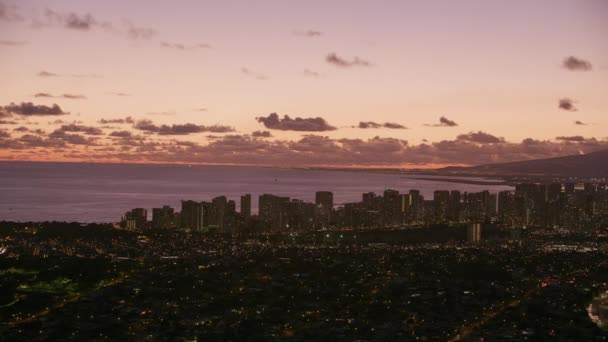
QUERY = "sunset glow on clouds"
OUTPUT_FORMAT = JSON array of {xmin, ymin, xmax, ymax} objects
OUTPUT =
[{"xmin": 1, "ymin": 0, "xmax": 607, "ymax": 167}]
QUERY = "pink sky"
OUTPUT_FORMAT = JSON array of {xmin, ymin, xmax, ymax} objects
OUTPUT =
[{"xmin": 0, "ymin": 0, "xmax": 607, "ymax": 167}]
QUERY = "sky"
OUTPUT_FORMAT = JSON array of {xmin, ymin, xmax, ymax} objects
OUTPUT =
[{"xmin": 0, "ymin": 0, "xmax": 607, "ymax": 167}]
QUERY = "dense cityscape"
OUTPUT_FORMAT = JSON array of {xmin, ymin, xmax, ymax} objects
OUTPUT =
[
  {"xmin": 122, "ymin": 181, "xmax": 608, "ymax": 237},
  {"xmin": 1, "ymin": 180, "xmax": 607, "ymax": 340}
]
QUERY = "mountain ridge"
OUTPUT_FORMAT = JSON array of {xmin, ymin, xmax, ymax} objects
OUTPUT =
[{"xmin": 439, "ymin": 149, "xmax": 608, "ymax": 178}]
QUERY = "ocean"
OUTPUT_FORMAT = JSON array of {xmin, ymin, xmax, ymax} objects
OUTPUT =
[{"xmin": 0, "ymin": 161, "xmax": 513, "ymax": 222}]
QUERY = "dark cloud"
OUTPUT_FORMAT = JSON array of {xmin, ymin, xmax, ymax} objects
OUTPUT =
[
  {"xmin": 562, "ymin": 56, "xmax": 592, "ymax": 71},
  {"xmin": 293, "ymin": 30, "xmax": 322, "ymax": 37},
  {"xmin": 38, "ymin": 70, "xmax": 59, "ymax": 77},
  {"xmin": 555, "ymin": 135, "xmax": 586, "ymax": 142},
  {"xmin": 161, "ymin": 42, "xmax": 211, "ymax": 50},
  {"xmin": 326, "ymin": 53, "xmax": 371, "ymax": 68},
  {"xmin": 133, "ymin": 119, "xmax": 235, "ymax": 135},
  {"xmin": 13, "ymin": 126, "xmax": 29, "ymax": 132},
  {"xmin": 34, "ymin": 93, "xmax": 87, "ymax": 100},
  {"xmin": 54, "ymin": 124, "xmax": 103, "ymax": 135},
  {"xmin": 241, "ymin": 68, "xmax": 268, "ymax": 80},
  {"xmin": 0, "ymin": 40, "xmax": 28, "ymax": 46},
  {"xmin": 0, "ymin": 120, "xmax": 18, "ymax": 125},
  {"xmin": 558, "ymin": 98, "xmax": 577, "ymax": 111},
  {"xmin": 34, "ymin": 93, "xmax": 53, "ymax": 98},
  {"xmin": 2, "ymin": 102, "xmax": 66, "ymax": 116},
  {"xmin": 358, "ymin": 121, "xmax": 407, "ymax": 129},
  {"xmin": 109, "ymin": 130, "xmax": 133, "ymax": 138},
  {"xmin": 456, "ymin": 131, "xmax": 504, "ymax": 144},
  {"xmin": 0, "ymin": 130, "xmax": 10, "ymax": 138},
  {"xmin": 98, "ymin": 117, "xmax": 134, "ymax": 124},
  {"xmin": 251, "ymin": 130, "xmax": 273, "ymax": 138},
  {"xmin": 425, "ymin": 116, "xmax": 458, "ymax": 127},
  {"xmin": 62, "ymin": 94, "xmax": 87, "ymax": 100},
  {"xmin": 574, "ymin": 120, "xmax": 587, "ymax": 126},
  {"xmin": 257, "ymin": 113, "xmax": 337, "ymax": 132}
]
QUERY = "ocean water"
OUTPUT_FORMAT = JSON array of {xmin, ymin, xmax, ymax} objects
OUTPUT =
[{"xmin": 0, "ymin": 161, "xmax": 513, "ymax": 222}]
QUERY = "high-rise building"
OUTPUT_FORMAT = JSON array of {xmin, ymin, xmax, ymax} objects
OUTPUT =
[
  {"xmin": 152, "ymin": 205, "xmax": 175, "ymax": 229},
  {"xmin": 181, "ymin": 200, "xmax": 203, "ymax": 231},
  {"xmin": 122, "ymin": 208, "xmax": 148, "ymax": 229},
  {"xmin": 240, "ymin": 194, "xmax": 251, "ymax": 218},
  {"xmin": 315, "ymin": 191, "xmax": 334, "ymax": 228},
  {"xmin": 433, "ymin": 190, "xmax": 450, "ymax": 223},
  {"xmin": 259, "ymin": 194, "xmax": 290, "ymax": 230}
]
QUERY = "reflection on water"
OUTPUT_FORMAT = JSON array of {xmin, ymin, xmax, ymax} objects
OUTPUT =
[{"xmin": 588, "ymin": 289, "xmax": 608, "ymax": 331}]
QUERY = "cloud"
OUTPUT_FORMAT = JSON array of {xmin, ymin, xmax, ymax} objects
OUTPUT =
[
  {"xmin": 558, "ymin": 98, "xmax": 577, "ymax": 111},
  {"xmin": 4, "ymin": 129, "xmax": 607, "ymax": 167},
  {"xmin": 0, "ymin": 40, "xmax": 28, "ymax": 46},
  {"xmin": 241, "ymin": 67, "xmax": 267, "ymax": 80},
  {"xmin": 37, "ymin": 70, "xmax": 59, "ymax": 77},
  {"xmin": 0, "ymin": 1, "xmax": 23, "ymax": 22},
  {"xmin": 99, "ymin": 116, "xmax": 134, "ymax": 124},
  {"xmin": 251, "ymin": 130, "xmax": 273, "ymax": 138},
  {"xmin": 0, "ymin": 130, "xmax": 10, "ymax": 138},
  {"xmin": 424, "ymin": 116, "xmax": 458, "ymax": 127},
  {"xmin": 303, "ymin": 69, "xmax": 321, "ymax": 77},
  {"xmin": 161, "ymin": 42, "xmax": 211, "ymax": 50},
  {"xmin": 34, "ymin": 92, "xmax": 53, "ymax": 98},
  {"xmin": 326, "ymin": 53, "xmax": 371, "ymax": 68},
  {"xmin": 13, "ymin": 126, "xmax": 28, "ymax": 132},
  {"xmin": 358, "ymin": 121, "xmax": 407, "ymax": 129},
  {"xmin": 107, "ymin": 92, "xmax": 130, "ymax": 97},
  {"xmin": 44, "ymin": 9, "xmax": 96, "ymax": 30},
  {"xmin": 54, "ymin": 124, "xmax": 103, "ymax": 135},
  {"xmin": 34, "ymin": 93, "xmax": 87, "ymax": 100},
  {"xmin": 562, "ymin": 56, "xmax": 592, "ymax": 71},
  {"xmin": 109, "ymin": 130, "xmax": 133, "ymax": 138},
  {"xmin": 2, "ymin": 102, "xmax": 66, "ymax": 116},
  {"xmin": 574, "ymin": 120, "xmax": 587, "ymax": 126},
  {"xmin": 293, "ymin": 30, "xmax": 322, "ymax": 37},
  {"xmin": 123, "ymin": 23, "xmax": 157, "ymax": 40},
  {"xmin": 133, "ymin": 119, "xmax": 235, "ymax": 135},
  {"xmin": 555, "ymin": 135, "xmax": 586, "ymax": 142},
  {"xmin": 32, "ymin": 8, "xmax": 156, "ymax": 40},
  {"xmin": 456, "ymin": 131, "xmax": 504, "ymax": 144},
  {"xmin": 37, "ymin": 70, "xmax": 101, "ymax": 79},
  {"xmin": 48, "ymin": 130, "xmax": 98, "ymax": 145},
  {"xmin": 193, "ymin": 108, "xmax": 207, "ymax": 112},
  {"xmin": 256, "ymin": 113, "xmax": 337, "ymax": 132}
]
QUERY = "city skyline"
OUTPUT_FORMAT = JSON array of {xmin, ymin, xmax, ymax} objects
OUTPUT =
[{"xmin": 1, "ymin": 0, "xmax": 608, "ymax": 167}]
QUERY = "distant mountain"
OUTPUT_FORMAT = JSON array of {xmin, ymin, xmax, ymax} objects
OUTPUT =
[{"xmin": 439, "ymin": 149, "xmax": 608, "ymax": 178}]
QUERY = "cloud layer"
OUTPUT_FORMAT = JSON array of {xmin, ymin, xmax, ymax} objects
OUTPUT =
[{"xmin": 133, "ymin": 119, "xmax": 235, "ymax": 135}]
